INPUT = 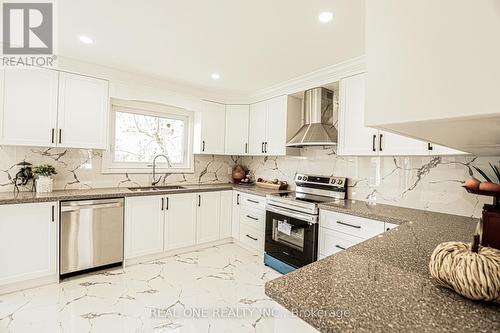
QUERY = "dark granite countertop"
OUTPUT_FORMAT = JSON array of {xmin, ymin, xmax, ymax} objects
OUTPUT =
[
  {"xmin": 265, "ymin": 199, "xmax": 500, "ymax": 332},
  {"xmin": 0, "ymin": 183, "xmax": 288, "ymax": 205}
]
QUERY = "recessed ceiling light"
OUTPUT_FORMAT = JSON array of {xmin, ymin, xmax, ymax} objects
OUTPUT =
[
  {"xmin": 79, "ymin": 35, "xmax": 95, "ymax": 44},
  {"xmin": 318, "ymin": 11, "xmax": 333, "ymax": 23},
  {"xmin": 211, "ymin": 73, "xmax": 220, "ymax": 80}
]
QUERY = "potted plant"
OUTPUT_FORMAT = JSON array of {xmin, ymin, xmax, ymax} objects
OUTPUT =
[{"xmin": 32, "ymin": 164, "xmax": 57, "ymax": 193}]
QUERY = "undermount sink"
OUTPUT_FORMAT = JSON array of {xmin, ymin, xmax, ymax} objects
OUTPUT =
[{"xmin": 128, "ymin": 185, "xmax": 186, "ymax": 192}]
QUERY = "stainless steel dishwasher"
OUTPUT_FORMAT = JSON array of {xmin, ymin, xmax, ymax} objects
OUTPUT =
[{"xmin": 60, "ymin": 198, "xmax": 124, "ymax": 277}]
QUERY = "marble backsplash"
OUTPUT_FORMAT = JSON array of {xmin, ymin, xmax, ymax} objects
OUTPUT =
[{"xmin": 1, "ymin": 145, "xmax": 498, "ymax": 218}]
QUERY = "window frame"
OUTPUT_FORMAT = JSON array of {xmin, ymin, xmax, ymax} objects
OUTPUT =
[{"xmin": 102, "ymin": 99, "xmax": 194, "ymax": 174}]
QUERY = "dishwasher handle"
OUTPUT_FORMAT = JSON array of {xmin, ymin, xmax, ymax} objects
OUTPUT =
[{"xmin": 61, "ymin": 201, "xmax": 123, "ymax": 212}]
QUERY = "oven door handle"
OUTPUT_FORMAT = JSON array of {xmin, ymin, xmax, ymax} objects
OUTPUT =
[{"xmin": 266, "ymin": 205, "xmax": 317, "ymax": 224}]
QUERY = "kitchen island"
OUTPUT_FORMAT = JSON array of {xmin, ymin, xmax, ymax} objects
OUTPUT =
[{"xmin": 265, "ymin": 200, "xmax": 500, "ymax": 332}]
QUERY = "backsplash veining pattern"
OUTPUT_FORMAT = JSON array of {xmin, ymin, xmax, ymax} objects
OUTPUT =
[{"xmin": 1, "ymin": 145, "xmax": 497, "ymax": 218}]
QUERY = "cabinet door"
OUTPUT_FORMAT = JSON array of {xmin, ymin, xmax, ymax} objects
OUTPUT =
[
  {"xmin": 429, "ymin": 143, "xmax": 468, "ymax": 156},
  {"xmin": 248, "ymin": 101, "xmax": 267, "ymax": 155},
  {"xmin": 164, "ymin": 193, "xmax": 197, "ymax": 250},
  {"xmin": 200, "ymin": 101, "xmax": 225, "ymax": 154},
  {"xmin": 231, "ymin": 191, "xmax": 241, "ymax": 239},
  {"xmin": 125, "ymin": 196, "xmax": 164, "ymax": 259},
  {"xmin": 378, "ymin": 131, "xmax": 429, "ymax": 156},
  {"xmin": 265, "ymin": 96, "xmax": 288, "ymax": 155},
  {"xmin": 319, "ymin": 227, "xmax": 362, "ymax": 258},
  {"xmin": 2, "ymin": 67, "xmax": 58, "ymax": 147},
  {"xmin": 57, "ymin": 72, "xmax": 109, "ymax": 149},
  {"xmin": 219, "ymin": 191, "xmax": 232, "ymax": 239},
  {"xmin": 225, "ymin": 104, "xmax": 249, "ymax": 155},
  {"xmin": 338, "ymin": 73, "xmax": 379, "ymax": 156},
  {"xmin": 0, "ymin": 202, "xmax": 57, "ymax": 286},
  {"xmin": 196, "ymin": 192, "xmax": 221, "ymax": 244}
]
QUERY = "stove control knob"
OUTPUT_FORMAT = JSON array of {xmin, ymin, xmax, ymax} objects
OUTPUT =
[
  {"xmin": 337, "ymin": 179, "xmax": 343, "ymax": 186},
  {"xmin": 303, "ymin": 176, "xmax": 308, "ymax": 181},
  {"xmin": 297, "ymin": 176, "xmax": 302, "ymax": 181},
  {"xmin": 330, "ymin": 179, "xmax": 336, "ymax": 184}
]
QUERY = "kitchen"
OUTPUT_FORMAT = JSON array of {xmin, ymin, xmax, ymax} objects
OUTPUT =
[{"xmin": 1, "ymin": 1, "xmax": 500, "ymax": 332}]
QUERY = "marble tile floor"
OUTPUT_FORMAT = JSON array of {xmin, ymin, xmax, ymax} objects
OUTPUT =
[{"xmin": 0, "ymin": 244, "xmax": 285, "ymax": 333}]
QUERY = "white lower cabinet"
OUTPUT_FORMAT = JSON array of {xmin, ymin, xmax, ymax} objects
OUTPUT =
[
  {"xmin": 318, "ymin": 209, "xmax": 397, "ymax": 259},
  {"xmin": 125, "ymin": 196, "xmax": 165, "ymax": 259},
  {"xmin": 126, "ymin": 191, "xmax": 232, "ymax": 261},
  {"xmin": 219, "ymin": 191, "xmax": 233, "ymax": 239},
  {"xmin": 232, "ymin": 191, "xmax": 241, "ymax": 239},
  {"xmin": 164, "ymin": 193, "xmax": 197, "ymax": 250},
  {"xmin": 196, "ymin": 192, "xmax": 221, "ymax": 244},
  {"xmin": 0, "ymin": 202, "xmax": 58, "ymax": 289}
]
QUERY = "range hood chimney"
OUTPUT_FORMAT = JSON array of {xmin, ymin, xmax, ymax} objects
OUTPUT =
[{"xmin": 286, "ymin": 87, "xmax": 337, "ymax": 147}]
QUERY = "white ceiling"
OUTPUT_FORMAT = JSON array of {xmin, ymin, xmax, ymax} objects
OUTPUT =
[{"xmin": 57, "ymin": 0, "xmax": 365, "ymax": 97}]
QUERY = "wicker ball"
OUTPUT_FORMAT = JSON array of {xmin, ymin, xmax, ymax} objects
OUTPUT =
[{"xmin": 429, "ymin": 242, "xmax": 500, "ymax": 302}]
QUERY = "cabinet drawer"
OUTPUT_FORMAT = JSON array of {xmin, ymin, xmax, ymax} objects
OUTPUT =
[
  {"xmin": 320, "ymin": 210, "xmax": 385, "ymax": 239},
  {"xmin": 239, "ymin": 224, "xmax": 264, "ymax": 252},
  {"xmin": 319, "ymin": 227, "xmax": 363, "ymax": 258},
  {"xmin": 240, "ymin": 207, "xmax": 265, "ymax": 232},
  {"xmin": 240, "ymin": 193, "xmax": 266, "ymax": 210}
]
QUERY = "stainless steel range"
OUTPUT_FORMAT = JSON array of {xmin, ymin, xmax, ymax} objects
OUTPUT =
[{"xmin": 264, "ymin": 173, "xmax": 347, "ymax": 273}]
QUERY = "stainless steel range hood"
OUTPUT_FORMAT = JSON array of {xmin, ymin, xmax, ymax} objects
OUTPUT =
[{"xmin": 286, "ymin": 87, "xmax": 337, "ymax": 147}]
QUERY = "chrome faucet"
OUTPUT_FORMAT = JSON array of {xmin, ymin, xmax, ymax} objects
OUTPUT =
[{"xmin": 151, "ymin": 154, "xmax": 172, "ymax": 186}]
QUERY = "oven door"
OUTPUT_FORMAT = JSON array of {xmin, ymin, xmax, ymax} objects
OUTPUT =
[{"xmin": 265, "ymin": 206, "xmax": 318, "ymax": 268}]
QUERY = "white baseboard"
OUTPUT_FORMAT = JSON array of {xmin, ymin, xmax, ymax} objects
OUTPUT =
[{"xmin": 0, "ymin": 274, "xmax": 58, "ymax": 296}]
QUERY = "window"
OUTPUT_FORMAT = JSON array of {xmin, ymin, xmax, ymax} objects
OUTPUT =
[{"xmin": 103, "ymin": 99, "xmax": 194, "ymax": 173}]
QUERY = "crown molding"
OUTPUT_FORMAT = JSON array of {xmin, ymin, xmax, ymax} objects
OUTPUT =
[{"xmin": 244, "ymin": 55, "xmax": 365, "ymax": 103}]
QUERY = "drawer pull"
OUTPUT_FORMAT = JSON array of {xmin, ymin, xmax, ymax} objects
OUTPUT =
[
  {"xmin": 246, "ymin": 215, "xmax": 258, "ymax": 221},
  {"xmin": 336, "ymin": 221, "xmax": 361, "ymax": 229},
  {"xmin": 335, "ymin": 245, "xmax": 346, "ymax": 250},
  {"xmin": 247, "ymin": 199, "xmax": 259, "ymax": 204},
  {"xmin": 246, "ymin": 234, "xmax": 258, "ymax": 241}
]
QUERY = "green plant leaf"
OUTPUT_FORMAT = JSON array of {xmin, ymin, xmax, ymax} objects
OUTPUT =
[
  {"xmin": 490, "ymin": 163, "xmax": 500, "ymax": 183},
  {"xmin": 472, "ymin": 166, "xmax": 492, "ymax": 182}
]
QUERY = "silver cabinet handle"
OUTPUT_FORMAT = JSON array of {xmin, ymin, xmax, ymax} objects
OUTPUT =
[
  {"xmin": 246, "ymin": 215, "xmax": 258, "ymax": 221},
  {"xmin": 246, "ymin": 234, "xmax": 258, "ymax": 241},
  {"xmin": 335, "ymin": 245, "xmax": 346, "ymax": 250},
  {"xmin": 336, "ymin": 220, "xmax": 361, "ymax": 229}
]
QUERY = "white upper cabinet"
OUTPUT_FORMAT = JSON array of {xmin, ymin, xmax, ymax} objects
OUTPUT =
[
  {"xmin": 196, "ymin": 191, "xmax": 221, "ymax": 244},
  {"xmin": 164, "ymin": 193, "xmax": 197, "ymax": 251},
  {"xmin": 0, "ymin": 67, "xmax": 109, "ymax": 149},
  {"xmin": 378, "ymin": 131, "xmax": 428, "ymax": 156},
  {"xmin": 194, "ymin": 101, "xmax": 226, "ymax": 154},
  {"xmin": 225, "ymin": 104, "xmax": 249, "ymax": 155},
  {"xmin": 338, "ymin": 73, "xmax": 466, "ymax": 156},
  {"xmin": 365, "ymin": 1, "xmax": 500, "ymax": 155},
  {"xmin": 2, "ymin": 67, "xmax": 59, "ymax": 147},
  {"xmin": 57, "ymin": 72, "xmax": 109, "ymax": 149},
  {"xmin": 248, "ymin": 101, "xmax": 268, "ymax": 155},
  {"xmin": 0, "ymin": 202, "xmax": 57, "ymax": 290},
  {"xmin": 248, "ymin": 95, "xmax": 301, "ymax": 156},
  {"xmin": 338, "ymin": 73, "xmax": 378, "ymax": 156}
]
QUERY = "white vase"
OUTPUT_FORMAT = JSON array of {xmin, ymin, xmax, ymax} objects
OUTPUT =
[{"xmin": 36, "ymin": 176, "xmax": 54, "ymax": 193}]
